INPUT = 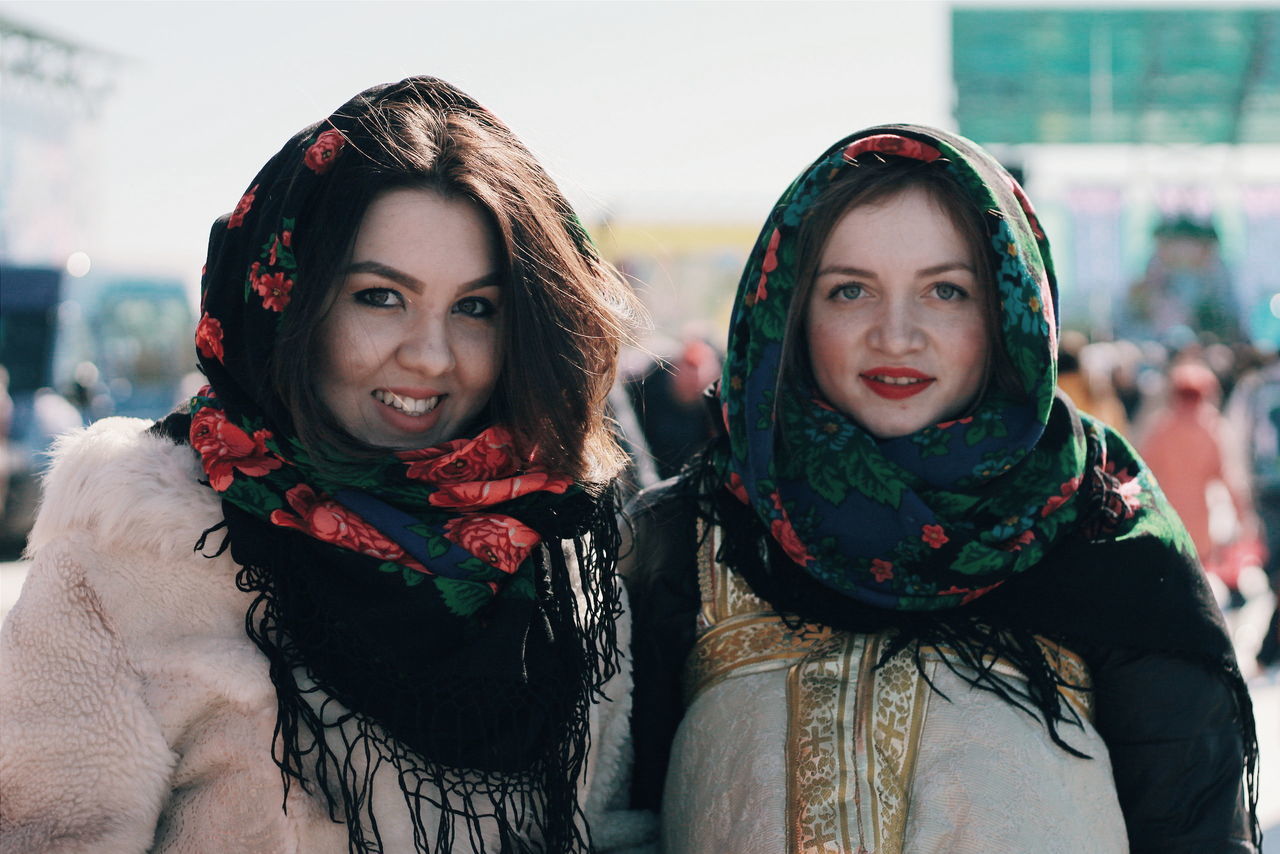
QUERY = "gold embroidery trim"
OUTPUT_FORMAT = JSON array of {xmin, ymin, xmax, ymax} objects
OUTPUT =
[
  {"xmin": 686, "ymin": 518, "xmax": 834, "ymax": 705},
  {"xmin": 688, "ymin": 522, "xmax": 1093, "ymax": 853},
  {"xmin": 684, "ymin": 613, "xmax": 836, "ymax": 706}
]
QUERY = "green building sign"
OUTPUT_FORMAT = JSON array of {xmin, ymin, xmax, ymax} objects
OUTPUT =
[{"xmin": 953, "ymin": 8, "xmax": 1280, "ymax": 144}]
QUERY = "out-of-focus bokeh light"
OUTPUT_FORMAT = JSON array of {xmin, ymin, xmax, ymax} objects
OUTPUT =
[
  {"xmin": 65, "ymin": 251, "xmax": 92, "ymax": 278},
  {"xmin": 1270, "ymin": 293, "xmax": 1280, "ymax": 320}
]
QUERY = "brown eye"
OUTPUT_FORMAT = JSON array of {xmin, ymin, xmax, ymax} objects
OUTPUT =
[
  {"xmin": 454, "ymin": 296, "xmax": 497, "ymax": 318},
  {"xmin": 354, "ymin": 287, "xmax": 403, "ymax": 308}
]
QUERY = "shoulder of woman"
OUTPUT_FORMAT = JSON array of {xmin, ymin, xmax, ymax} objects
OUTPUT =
[
  {"xmin": 26, "ymin": 416, "xmax": 214, "ymax": 557},
  {"xmin": 624, "ymin": 473, "xmax": 700, "ymax": 529},
  {"xmin": 620, "ymin": 473, "xmax": 704, "ymax": 594}
]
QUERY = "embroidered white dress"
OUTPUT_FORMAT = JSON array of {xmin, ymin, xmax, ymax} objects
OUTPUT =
[{"xmin": 661, "ymin": 521, "xmax": 1129, "ymax": 854}]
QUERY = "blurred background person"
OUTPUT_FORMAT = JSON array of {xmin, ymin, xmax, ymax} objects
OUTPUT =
[
  {"xmin": 1227, "ymin": 348, "xmax": 1280, "ymax": 670},
  {"xmin": 622, "ymin": 328, "xmax": 722, "ymax": 482},
  {"xmin": 1057, "ymin": 329, "xmax": 1131, "ymax": 435},
  {"xmin": 1138, "ymin": 359, "xmax": 1261, "ymax": 606}
]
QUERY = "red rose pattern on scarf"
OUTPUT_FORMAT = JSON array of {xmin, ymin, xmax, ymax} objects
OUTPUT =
[
  {"xmin": 443, "ymin": 514, "xmax": 540, "ymax": 575},
  {"xmin": 401, "ymin": 427, "xmax": 522, "ymax": 483},
  {"xmin": 304, "ymin": 129, "xmax": 347, "ymax": 174},
  {"xmin": 227, "ymin": 184, "xmax": 258, "ymax": 229},
  {"xmin": 250, "ymin": 263, "xmax": 294, "ymax": 312},
  {"xmin": 271, "ymin": 484, "xmax": 429, "ymax": 571},
  {"xmin": 189, "ymin": 404, "xmax": 282, "ymax": 491},
  {"xmin": 195, "ymin": 313, "xmax": 224, "ymax": 361}
]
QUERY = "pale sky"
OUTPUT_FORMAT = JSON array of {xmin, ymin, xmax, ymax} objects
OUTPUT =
[{"xmin": 4, "ymin": 0, "xmax": 956, "ymax": 284}]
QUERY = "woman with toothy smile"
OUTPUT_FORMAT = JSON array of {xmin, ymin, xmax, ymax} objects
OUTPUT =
[
  {"xmin": 320, "ymin": 186, "xmax": 505, "ymax": 451},
  {"xmin": 2, "ymin": 77, "xmax": 644, "ymax": 854}
]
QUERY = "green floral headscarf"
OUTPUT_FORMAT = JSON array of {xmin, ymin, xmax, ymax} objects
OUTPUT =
[
  {"xmin": 717, "ymin": 125, "xmax": 1192, "ymax": 610},
  {"xmin": 706, "ymin": 125, "xmax": 1258, "ymax": 845}
]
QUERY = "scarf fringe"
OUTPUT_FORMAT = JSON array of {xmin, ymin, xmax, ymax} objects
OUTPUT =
[{"xmin": 216, "ymin": 486, "xmax": 622, "ymax": 854}]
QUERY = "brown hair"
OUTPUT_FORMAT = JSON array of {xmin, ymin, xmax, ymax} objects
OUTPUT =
[
  {"xmin": 781, "ymin": 155, "xmax": 1022, "ymax": 401},
  {"xmin": 272, "ymin": 79, "xmax": 639, "ymax": 481}
]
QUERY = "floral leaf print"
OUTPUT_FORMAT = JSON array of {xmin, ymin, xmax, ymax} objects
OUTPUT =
[
  {"xmin": 964, "ymin": 409, "xmax": 1010, "ymax": 446},
  {"xmin": 262, "ymin": 230, "xmax": 297, "ymax": 270},
  {"xmin": 923, "ymin": 489, "xmax": 980, "ymax": 517},
  {"xmin": 435, "ymin": 577, "xmax": 491, "ymax": 616},
  {"xmin": 403, "ymin": 527, "xmax": 452, "ymax": 560},
  {"xmin": 951, "ymin": 540, "xmax": 1010, "ymax": 576},
  {"xmin": 506, "ymin": 575, "xmax": 537, "ymax": 600},
  {"xmin": 224, "ymin": 476, "xmax": 285, "ymax": 515},
  {"xmin": 911, "ymin": 426, "xmax": 952, "ymax": 458},
  {"xmin": 840, "ymin": 449, "xmax": 904, "ymax": 509},
  {"xmin": 971, "ymin": 449, "xmax": 1022, "ymax": 479}
]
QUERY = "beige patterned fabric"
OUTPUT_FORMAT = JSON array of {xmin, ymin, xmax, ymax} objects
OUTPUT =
[{"xmin": 661, "ymin": 521, "xmax": 1128, "ymax": 854}]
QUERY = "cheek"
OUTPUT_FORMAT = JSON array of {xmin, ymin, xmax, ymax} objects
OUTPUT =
[
  {"xmin": 805, "ymin": 317, "xmax": 852, "ymax": 401},
  {"xmin": 457, "ymin": 325, "xmax": 504, "ymax": 393},
  {"xmin": 317, "ymin": 309, "xmax": 384, "ymax": 399},
  {"xmin": 950, "ymin": 312, "xmax": 992, "ymax": 391},
  {"xmin": 807, "ymin": 313, "xmax": 856, "ymax": 369}
]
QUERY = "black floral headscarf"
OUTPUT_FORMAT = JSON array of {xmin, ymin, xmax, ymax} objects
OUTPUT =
[{"xmin": 155, "ymin": 77, "xmax": 620, "ymax": 853}]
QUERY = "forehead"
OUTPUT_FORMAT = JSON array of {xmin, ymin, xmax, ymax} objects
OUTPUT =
[
  {"xmin": 351, "ymin": 188, "xmax": 498, "ymax": 274},
  {"xmin": 821, "ymin": 186, "xmax": 974, "ymax": 264}
]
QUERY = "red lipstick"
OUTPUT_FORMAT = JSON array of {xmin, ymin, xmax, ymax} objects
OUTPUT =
[{"xmin": 859, "ymin": 367, "xmax": 935, "ymax": 400}]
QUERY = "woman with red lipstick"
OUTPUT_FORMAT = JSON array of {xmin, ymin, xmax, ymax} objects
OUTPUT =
[
  {"xmin": 625, "ymin": 126, "xmax": 1259, "ymax": 852},
  {"xmin": 1, "ymin": 78, "xmax": 647, "ymax": 852}
]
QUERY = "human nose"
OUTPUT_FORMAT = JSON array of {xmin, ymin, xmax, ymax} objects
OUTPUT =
[
  {"xmin": 396, "ymin": 315, "xmax": 455, "ymax": 376},
  {"xmin": 868, "ymin": 298, "xmax": 924, "ymax": 355}
]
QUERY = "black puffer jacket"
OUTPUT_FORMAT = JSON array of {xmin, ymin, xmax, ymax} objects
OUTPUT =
[{"xmin": 624, "ymin": 477, "xmax": 1258, "ymax": 854}]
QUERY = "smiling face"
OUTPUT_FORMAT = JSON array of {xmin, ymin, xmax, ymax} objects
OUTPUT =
[
  {"xmin": 316, "ymin": 188, "xmax": 503, "ymax": 450},
  {"xmin": 805, "ymin": 186, "xmax": 991, "ymax": 439}
]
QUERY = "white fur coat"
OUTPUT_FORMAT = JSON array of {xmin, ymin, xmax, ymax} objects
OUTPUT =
[{"xmin": 0, "ymin": 418, "xmax": 651, "ymax": 853}]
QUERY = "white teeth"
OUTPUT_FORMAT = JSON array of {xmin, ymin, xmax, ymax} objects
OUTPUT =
[
  {"xmin": 871, "ymin": 376, "xmax": 928, "ymax": 385},
  {"xmin": 372, "ymin": 389, "xmax": 440, "ymax": 416}
]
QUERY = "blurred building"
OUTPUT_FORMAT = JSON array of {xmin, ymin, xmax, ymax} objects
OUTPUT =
[
  {"xmin": 952, "ymin": 8, "xmax": 1280, "ymax": 344},
  {"xmin": 0, "ymin": 11, "xmax": 118, "ymax": 265},
  {"xmin": 592, "ymin": 221, "xmax": 758, "ymax": 347}
]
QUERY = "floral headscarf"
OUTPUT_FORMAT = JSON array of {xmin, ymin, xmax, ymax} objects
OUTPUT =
[
  {"xmin": 718, "ymin": 126, "xmax": 1180, "ymax": 610},
  {"xmin": 708, "ymin": 124, "xmax": 1258, "ymax": 845},
  {"xmin": 156, "ymin": 77, "xmax": 619, "ymax": 853}
]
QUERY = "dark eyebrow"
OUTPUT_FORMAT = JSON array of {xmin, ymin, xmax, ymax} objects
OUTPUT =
[
  {"xmin": 815, "ymin": 261, "xmax": 974, "ymax": 278},
  {"xmin": 343, "ymin": 260, "xmax": 504, "ymax": 293}
]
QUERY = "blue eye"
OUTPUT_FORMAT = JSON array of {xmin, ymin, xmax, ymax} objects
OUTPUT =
[
  {"xmin": 934, "ymin": 282, "xmax": 967, "ymax": 300},
  {"xmin": 354, "ymin": 288, "xmax": 403, "ymax": 308},
  {"xmin": 831, "ymin": 283, "xmax": 864, "ymax": 300},
  {"xmin": 454, "ymin": 296, "xmax": 497, "ymax": 318}
]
